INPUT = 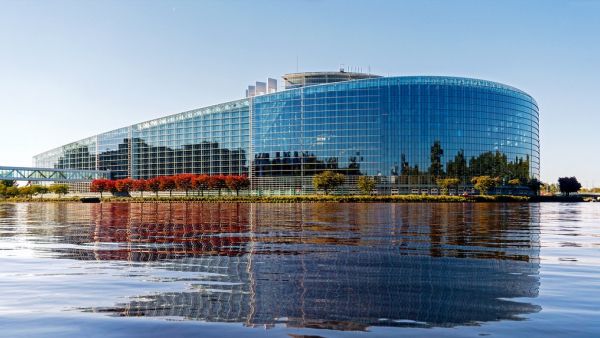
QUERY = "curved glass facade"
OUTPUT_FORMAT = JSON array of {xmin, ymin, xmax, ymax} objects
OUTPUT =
[{"xmin": 33, "ymin": 75, "xmax": 539, "ymax": 194}]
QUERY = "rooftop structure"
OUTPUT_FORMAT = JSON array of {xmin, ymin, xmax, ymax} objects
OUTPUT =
[{"xmin": 282, "ymin": 70, "xmax": 381, "ymax": 89}]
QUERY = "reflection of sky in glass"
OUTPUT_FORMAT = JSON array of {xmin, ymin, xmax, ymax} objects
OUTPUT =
[{"xmin": 33, "ymin": 76, "xmax": 539, "ymax": 192}]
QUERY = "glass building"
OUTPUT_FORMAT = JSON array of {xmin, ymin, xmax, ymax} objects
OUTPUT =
[{"xmin": 33, "ymin": 72, "xmax": 539, "ymax": 194}]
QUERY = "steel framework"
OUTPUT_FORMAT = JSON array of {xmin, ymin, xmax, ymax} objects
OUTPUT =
[{"xmin": 0, "ymin": 166, "xmax": 110, "ymax": 182}]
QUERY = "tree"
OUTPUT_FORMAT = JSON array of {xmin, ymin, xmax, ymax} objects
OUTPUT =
[
  {"xmin": 471, "ymin": 176, "xmax": 499, "ymax": 195},
  {"xmin": 0, "ymin": 181, "xmax": 17, "ymax": 198},
  {"xmin": 133, "ymin": 179, "xmax": 148, "ymax": 198},
  {"xmin": 109, "ymin": 181, "xmax": 119, "ymax": 195},
  {"xmin": 49, "ymin": 184, "xmax": 69, "ymax": 198},
  {"xmin": 159, "ymin": 176, "xmax": 177, "ymax": 197},
  {"xmin": 558, "ymin": 177, "xmax": 581, "ymax": 196},
  {"xmin": 90, "ymin": 179, "xmax": 112, "ymax": 198},
  {"xmin": 31, "ymin": 185, "xmax": 49, "ymax": 199},
  {"xmin": 208, "ymin": 175, "xmax": 226, "ymax": 195},
  {"xmin": 115, "ymin": 178, "xmax": 135, "ymax": 195},
  {"xmin": 174, "ymin": 174, "xmax": 195, "ymax": 196},
  {"xmin": 4, "ymin": 186, "xmax": 19, "ymax": 198},
  {"xmin": 19, "ymin": 186, "xmax": 35, "ymax": 198},
  {"xmin": 545, "ymin": 183, "xmax": 559, "ymax": 195},
  {"xmin": 313, "ymin": 171, "xmax": 345, "ymax": 195},
  {"xmin": 1, "ymin": 180, "xmax": 16, "ymax": 188},
  {"xmin": 436, "ymin": 178, "xmax": 460, "ymax": 195},
  {"xmin": 225, "ymin": 175, "xmax": 250, "ymax": 196},
  {"xmin": 147, "ymin": 177, "xmax": 161, "ymax": 197},
  {"xmin": 357, "ymin": 176, "xmax": 376, "ymax": 195},
  {"xmin": 526, "ymin": 178, "xmax": 542, "ymax": 196},
  {"xmin": 193, "ymin": 174, "xmax": 210, "ymax": 196}
]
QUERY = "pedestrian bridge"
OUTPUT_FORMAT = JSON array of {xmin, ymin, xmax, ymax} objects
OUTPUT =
[{"xmin": 0, "ymin": 166, "xmax": 110, "ymax": 182}]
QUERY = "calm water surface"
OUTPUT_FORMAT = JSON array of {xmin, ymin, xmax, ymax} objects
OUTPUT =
[{"xmin": 0, "ymin": 202, "xmax": 598, "ymax": 337}]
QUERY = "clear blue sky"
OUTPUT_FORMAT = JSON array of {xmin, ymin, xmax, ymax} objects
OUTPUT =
[{"xmin": 1, "ymin": 0, "xmax": 598, "ymax": 186}]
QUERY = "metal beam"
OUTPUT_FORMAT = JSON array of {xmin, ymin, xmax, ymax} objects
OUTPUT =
[{"xmin": 0, "ymin": 166, "xmax": 110, "ymax": 182}]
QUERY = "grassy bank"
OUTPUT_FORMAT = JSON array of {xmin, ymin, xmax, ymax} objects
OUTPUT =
[{"xmin": 0, "ymin": 194, "xmax": 533, "ymax": 203}]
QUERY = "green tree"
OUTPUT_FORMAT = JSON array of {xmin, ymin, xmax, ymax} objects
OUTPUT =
[
  {"xmin": 49, "ymin": 184, "xmax": 69, "ymax": 198},
  {"xmin": 558, "ymin": 177, "xmax": 581, "ymax": 196},
  {"xmin": 18, "ymin": 186, "xmax": 35, "ymax": 198},
  {"xmin": 471, "ymin": 176, "xmax": 499, "ymax": 195},
  {"xmin": 1, "ymin": 180, "xmax": 16, "ymax": 188},
  {"xmin": 313, "ymin": 171, "xmax": 345, "ymax": 195},
  {"xmin": 546, "ymin": 183, "xmax": 559, "ymax": 195},
  {"xmin": 32, "ymin": 185, "xmax": 49, "ymax": 199},
  {"xmin": 0, "ymin": 180, "xmax": 16, "ymax": 198},
  {"xmin": 436, "ymin": 178, "xmax": 460, "ymax": 195},
  {"xmin": 357, "ymin": 176, "xmax": 376, "ymax": 195},
  {"xmin": 4, "ymin": 186, "xmax": 19, "ymax": 198}
]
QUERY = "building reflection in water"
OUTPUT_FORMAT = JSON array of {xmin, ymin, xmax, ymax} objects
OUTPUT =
[{"xmin": 35, "ymin": 202, "xmax": 541, "ymax": 331}]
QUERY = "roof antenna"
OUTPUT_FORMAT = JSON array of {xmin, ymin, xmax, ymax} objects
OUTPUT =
[{"xmin": 296, "ymin": 55, "xmax": 299, "ymax": 72}]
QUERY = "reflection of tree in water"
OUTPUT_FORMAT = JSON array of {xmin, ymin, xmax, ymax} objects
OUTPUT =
[{"xmin": 25, "ymin": 202, "xmax": 540, "ymax": 331}]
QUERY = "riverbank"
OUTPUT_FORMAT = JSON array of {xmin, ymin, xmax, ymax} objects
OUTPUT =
[
  {"xmin": 3, "ymin": 194, "xmax": 584, "ymax": 203},
  {"xmin": 1, "ymin": 194, "xmax": 587, "ymax": 203}
]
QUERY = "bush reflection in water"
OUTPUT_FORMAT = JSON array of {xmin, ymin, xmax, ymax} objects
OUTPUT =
[{"xmin": 18, "ymin": 202, "xmax": 541, "ymax": 331}]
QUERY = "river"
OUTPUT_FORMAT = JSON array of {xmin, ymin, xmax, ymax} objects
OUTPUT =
[{"xmin": 0, "ymin": 202, "xmax": 598, "ymax": 337}]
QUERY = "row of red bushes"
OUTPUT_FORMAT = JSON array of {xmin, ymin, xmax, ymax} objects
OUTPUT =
[{"xmin": 90, "ymin": 174, "xmax": 250, "ymax": 197}]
